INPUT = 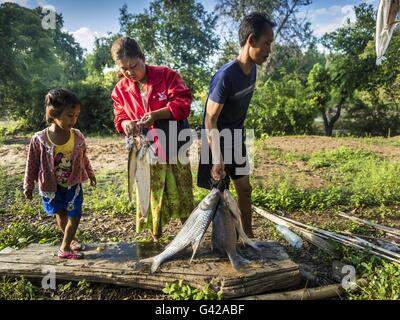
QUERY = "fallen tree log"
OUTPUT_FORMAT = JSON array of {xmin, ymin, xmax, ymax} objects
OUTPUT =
[{"xmin": 237, "ymin": 279, "xmax": 368, "ymax": 300}]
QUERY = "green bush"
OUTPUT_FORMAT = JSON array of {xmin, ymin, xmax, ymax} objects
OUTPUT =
[
  {"xmin": 247, "ymin": 76, "xmax": 319, "ymax": 137},
  {"xmin": 163, "ymin": 280, "xmax": 222, "ymax": 300}
]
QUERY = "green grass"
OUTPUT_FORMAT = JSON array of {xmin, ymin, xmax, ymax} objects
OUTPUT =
[
  {"xmin": 0, "ymin": 222, "xmax": 62, "ymax": 251},
  {"xmin": 0, "ymin": 276, "xmax": 37, "ymax": 300},
  {"xmin": 2, "ymin": 135, "xmax": 400, "ymax": 299},
  {"xmin": 83, "ymin": 169, "xmax": 134, "ymax": 217},
  {"xmin": 252, "ymin": 147, "xmax": 400, "ymax": 211}
]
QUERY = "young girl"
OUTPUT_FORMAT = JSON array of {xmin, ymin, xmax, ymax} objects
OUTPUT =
[{"xmin": 24, "ymin": 89, "xmax": 96, "ymax": 259}]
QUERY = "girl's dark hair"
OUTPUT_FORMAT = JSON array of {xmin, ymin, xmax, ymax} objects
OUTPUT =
[
  {"xmin": 111, "ymin": 37, "xmax": 145, "ymax": 62},
  {"xmin": 45, "ymin": 89, "xmax": 80, "ymax": 124},
  {"xmin": 239, "ymin": 12, "xmax": 276, "ymax": 47}
]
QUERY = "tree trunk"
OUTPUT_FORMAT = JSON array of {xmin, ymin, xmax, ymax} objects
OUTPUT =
[{"xmin": 321, "ymin": 95, "xmax": 346, "ymax": 136}]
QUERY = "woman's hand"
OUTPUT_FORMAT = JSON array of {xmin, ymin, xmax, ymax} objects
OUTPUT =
[
  {"xmin": 122, "ymin": 120, "xmax": 139, "ymax": 136},
  {"xmin": 138, "ymin": 112, "xmax": 156, "ymax": 128}
]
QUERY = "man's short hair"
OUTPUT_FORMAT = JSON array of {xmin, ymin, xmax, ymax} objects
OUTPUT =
[{"xmin": 239, "ymin": 12, "xmax": 276, "ymax": 47}]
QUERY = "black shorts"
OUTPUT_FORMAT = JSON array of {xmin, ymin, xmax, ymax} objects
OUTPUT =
[{"xmin": 197, "ymin": 142, "xmax": 250, "ymax": 190}]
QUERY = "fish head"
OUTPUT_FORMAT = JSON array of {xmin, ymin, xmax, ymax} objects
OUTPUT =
[{"xmin": 199, "ymin": 188, "xmax": 221, "ymax": 210}]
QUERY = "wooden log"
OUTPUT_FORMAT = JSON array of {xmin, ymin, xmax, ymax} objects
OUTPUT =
[
  {"xmin": 0, "ymin": 241, "xmax": 300, "ymax": 299},
  {"xmin": 237, "ymin": 283, "xmax": 345, "ymax": 300},
  {"xmin": 236, "ymin": 279, "xmax": 368, "ymax": 300}
]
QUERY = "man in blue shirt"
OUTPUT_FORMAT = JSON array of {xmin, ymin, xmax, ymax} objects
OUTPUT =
[{"xmin": 197, "ymin": 12, "xmax": 275, "ymax": 238}]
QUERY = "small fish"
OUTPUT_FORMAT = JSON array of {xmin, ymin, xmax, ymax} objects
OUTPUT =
[
  {"xmin": 223, "ymin": 190, "xmax": 260, "ymax": 251},
  {"xmin": 140, "ymin": 188, "xmax": 221, "ymax": 273},
  {"xmin": 211, "ymin": 198, "xmax": 250, "ymax": 272},
  {"xmin": 135, "ymin": 139, "xmax": 151, "ymax": 220}
]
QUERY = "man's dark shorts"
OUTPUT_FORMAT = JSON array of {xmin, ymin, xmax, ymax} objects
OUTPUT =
[{"xmin": 197, "ymin": 142, "xmax": 250, "ymax": 190}]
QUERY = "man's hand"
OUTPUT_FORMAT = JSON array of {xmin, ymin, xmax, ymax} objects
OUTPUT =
[
  {"xmin": 122, "ymin": 120, "xmax": 139, "ymax": 136},
  {"xmin": 90, "ymin": 176, "xmax": 97, "ymax": 187},
  {"xmin": 211, "ymin": 162, "xmax": 226, "ymax": 181},
  {"xmin": 24, "ymin": 190, "xmax": 33, "ymax": 200}
]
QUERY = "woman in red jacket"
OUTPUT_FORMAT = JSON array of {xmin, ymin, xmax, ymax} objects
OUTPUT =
[{"xmin": 111, "ymin": 37, "xmax": 194, "ymax": 240}]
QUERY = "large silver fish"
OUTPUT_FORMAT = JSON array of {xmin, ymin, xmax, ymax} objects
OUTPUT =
[
  {"xmin": 211, "ymin": 198, "xmax": 250, "ymax": 272},
  {"xmin": 141, "ymin": 188, "xmax": 221, "ymax": 273},
  {"xmin": 376, "ymin": 0, "xmax": 400, "ymax": 65},
  {"xmin": 223, "ymin": 190, "xmax": 260, "ymax": 251}
]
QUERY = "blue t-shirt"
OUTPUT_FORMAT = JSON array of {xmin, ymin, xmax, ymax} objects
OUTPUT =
[{"xmin": 202, "ymin": 60, "xmax": 257, "ymax": 131}]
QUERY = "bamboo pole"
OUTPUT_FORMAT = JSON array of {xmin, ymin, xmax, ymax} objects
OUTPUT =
[
  {"xmin": 338, "ymin": 212, "xmax": 400, "ymax": 239},
  {"xmin": 253, "ymin": 206, "xmax": 400, "ymax": 264},
  {"xmin": 252, "ymin": 206, "xmax": 337, "ymax": 256}
]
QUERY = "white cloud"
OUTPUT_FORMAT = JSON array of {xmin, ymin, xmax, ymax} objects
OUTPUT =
[
  {"xmin": 69, "ymin": 27, "xmax": 99, "ymax": 54},
  {"xmin": 363, "ymin": 0, "xmax": 378, "ymax": 5},
  {"xmin": 0, "ymin": 0, "xmax": 30, "ymax": 7},
  {"xmin": 300, "ymin": 4, "xmax": 357, "ymax": 37}
]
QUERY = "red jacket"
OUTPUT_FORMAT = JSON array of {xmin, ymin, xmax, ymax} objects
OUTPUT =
[{"xmin": 112, "ymin": 65, "xmax": 192, "ymax": 134}]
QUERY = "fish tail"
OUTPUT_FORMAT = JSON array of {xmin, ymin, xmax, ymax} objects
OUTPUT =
[
  {"xmin": 238, "ymin": 234, "xmax": 261, "ymax": 251},
  {"xmin": 140, "ymin": 257, "xmax": 154, "ymax": 264},
  {"xmin": 190, "ymin": 239, "xmax": 202, "ymax": 263},
  {"xmin": 228, "ymin": 252, "xmax": 250, "ymax": 272},
  {"xmin": 151, "ymin": 259, "xmax": 162, "ymax": 274}
]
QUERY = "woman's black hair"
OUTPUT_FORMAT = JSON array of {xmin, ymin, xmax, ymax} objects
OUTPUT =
[
  {"xmin": 45, "ymin": 89, "xmax": 80, "ymax": 124},
  {"xmin": 111, "ymin": 37, "xmax": 145, "ymax": 62},
  {"xmin": 239, "ymin": 12, "xmax": 276, "ymax": 47}
]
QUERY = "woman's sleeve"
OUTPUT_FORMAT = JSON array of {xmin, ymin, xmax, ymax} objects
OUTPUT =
[
  {"xmin": 166, "ymin": 71, "xmax": 192, "ymax": 121},
  {"xmin": 23, "ymin": 136, "xmax": 40, "ymax": 195},
  {"xmin": 112, "ymin": 86, "xmax": 130, "ymax": 133}
]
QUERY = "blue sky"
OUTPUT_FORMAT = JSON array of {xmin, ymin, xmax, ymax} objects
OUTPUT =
[{"xmin": 1, "ymin": 0, "xmax": 379, "ymax": 53}]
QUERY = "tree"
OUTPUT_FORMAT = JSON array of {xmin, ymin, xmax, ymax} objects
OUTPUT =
[
  {"xmin": 314, "ymin": 3, "xmax": 378, "ymax": 136},
  {"xmin": 307, "ymin": 63, "xmax": 337, "ymax": 136},
  {"xmin": 84, "ymin": 33, "xmax": 120, "ymax": 78},
  {"xmin": 119, "ymin": 0, "xmax": 219, "ymax": 97},
  {"xmin": 0, "ymin": 3, "xmax": 85, "ymax": 128},
  {"xmin": 247, "ymin": 74, "xmax": 318, "ymax": 137}
]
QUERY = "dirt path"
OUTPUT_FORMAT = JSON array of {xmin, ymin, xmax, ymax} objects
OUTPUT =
[{"xmin": 2, "ymin": 135, "xmax": 399, "ymax": 177}]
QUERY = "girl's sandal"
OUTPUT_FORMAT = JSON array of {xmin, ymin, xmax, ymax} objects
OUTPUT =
[
  {"xmin": 70, "ymin": 240, "xmax": 85, "ymax": 251},
  {"xmin": 58, "ymin": 249, "xmax": 84, "ymax": 260}
]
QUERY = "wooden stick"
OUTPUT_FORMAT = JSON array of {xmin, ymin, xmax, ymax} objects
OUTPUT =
[
  {"xmin": 237, "ymin": 279, "xmax": 368, "ymax": 300},
  {"xmin": 278, "ymin": 214, "xmax": 400, "ymax": 264},
  {"xmin": 237, "ymin": 283, "xmax": 344, "ymax": 300},
  {"xmin": 253, "ymin": 206, "xmax": 400, "ymax": 264},
  {"xmin": 338, "ymin": 212, "xmax": 400, "ymax": 238},
  {"xmin": 252, "ymin": 206, "xmax": 337, "ymax": 256}
]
